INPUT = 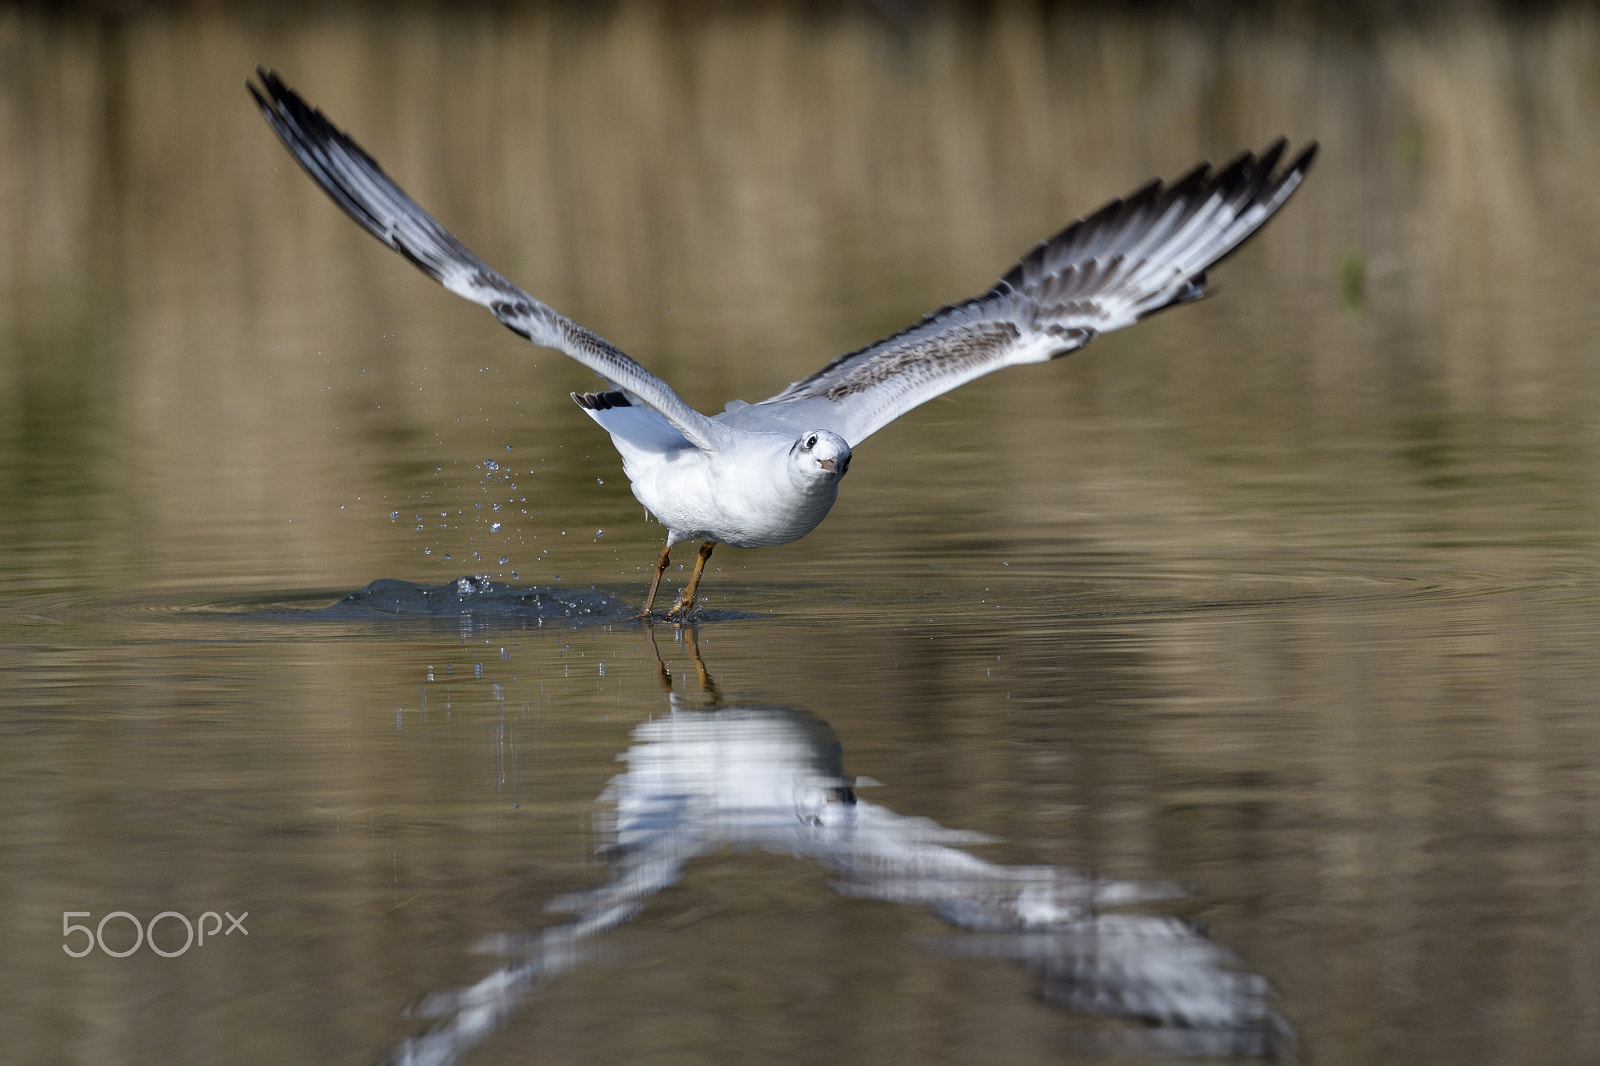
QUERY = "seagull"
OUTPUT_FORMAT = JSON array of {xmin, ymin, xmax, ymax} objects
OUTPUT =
[{"xmin": 249, "ymin": 69, "xmax": 1315, "ymax": 620}]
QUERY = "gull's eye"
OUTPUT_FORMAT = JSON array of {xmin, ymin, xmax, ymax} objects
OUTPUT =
[{"xmin": 805, "ymin": 434, "xmax": 818, "ymax": 450}]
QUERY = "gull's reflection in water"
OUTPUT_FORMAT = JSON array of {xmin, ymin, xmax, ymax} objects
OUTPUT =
[{"xmin": 385, "ymin": 633, "xmax": 1292, "ymax": 1065}]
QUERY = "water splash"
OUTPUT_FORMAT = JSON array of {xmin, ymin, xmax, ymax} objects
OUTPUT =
[{"xmin": 272, "ymin": 576, "xmax": 637, "ymax": 626}]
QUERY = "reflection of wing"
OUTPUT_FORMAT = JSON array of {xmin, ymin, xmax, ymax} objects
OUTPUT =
[
  {"xmin": 381, "ymin": 703, "xmax": 1292, "ymax": 1065},
  {"xmin": 740, "ymin": 141, "xmax": 1316, "ymax": 447},
  {"xmin": 933, "ymin": 921, "xmax": 1292, "ymax": 1059},
  {"xmin": 248, "ymin": 70, "xmax": 723, "ymax": 452}
]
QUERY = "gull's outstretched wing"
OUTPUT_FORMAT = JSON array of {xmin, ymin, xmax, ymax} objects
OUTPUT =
[
  {"xmin": 741, "ymin": 141, "xmax": 1317, "ymax": 447},
  {"xmin": 248, "ymin": 69, "xmax": 722, "ymax": 453}
]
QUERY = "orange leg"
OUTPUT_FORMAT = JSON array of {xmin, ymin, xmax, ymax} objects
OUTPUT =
[
  {"xmin": 668, "ymin": 541, "xmax": 717, "ymax": 620},
  {"xmin": 638, "ymin": 543, "xmax": 673, "ymax": 618}
]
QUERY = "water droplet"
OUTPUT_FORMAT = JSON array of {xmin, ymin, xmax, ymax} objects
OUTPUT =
[
  {"xmin": 390, "ymin": 511, "xmax": 400, "ymax": 520},
  {"xmin": 490, "ymin": 522, "xmax": 502, "ymax": 532}
]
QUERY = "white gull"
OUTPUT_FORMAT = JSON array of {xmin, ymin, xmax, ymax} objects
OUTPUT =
[{"xmin": 250, "ymin": 69, "xmax": 1315, "ymax": 620}]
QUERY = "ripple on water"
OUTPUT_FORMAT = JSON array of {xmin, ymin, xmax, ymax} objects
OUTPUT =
[
  {"xmin": 0, "ymin": 577, "xmax": 763, "ymax": 633},
  {"xmin": 249, "ymin": 575, "xmax": 638, "ymax": 626},
  {"xmin": 243, "ymin": 576, "xmax": 758, "ymax": 627}
]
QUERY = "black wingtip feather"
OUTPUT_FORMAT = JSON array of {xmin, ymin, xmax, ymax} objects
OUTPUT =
[
  {"xmin": 249, "ymin": 67, "xmax": 446, "ymax": 277},
  {"xmin": 1290, "ymin": 141, "xmax": 1320, "ymax": 175},
  {"xmin": 571, "ymin": 390, "xmax": 631, "ymax": 411}
]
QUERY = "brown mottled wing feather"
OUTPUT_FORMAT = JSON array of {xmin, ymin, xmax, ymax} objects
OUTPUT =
[
  {"xmin": 248, "ymin": 69, "xmax": 722, "ymax": 452},
  {"xmin": 747, "ymin": 140, "xmax": 1317, "ymax": 447}
]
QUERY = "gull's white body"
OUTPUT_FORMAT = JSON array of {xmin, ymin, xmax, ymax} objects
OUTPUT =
[
  {"xmin": 590, "ymin": 408, "xmax": 846, "ymax": 549},
  {"xmin": 628, "ymin": 447, "xmax": 842, "ymax": 550},
  {"xmin": 249, "ymin": 68, "xmax": 1315, "ymax": 614}
]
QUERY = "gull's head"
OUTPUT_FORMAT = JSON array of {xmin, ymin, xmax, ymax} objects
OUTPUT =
[{"xmin": 790, "ymin": 430, "xmax": 852, "ymax": 486}]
